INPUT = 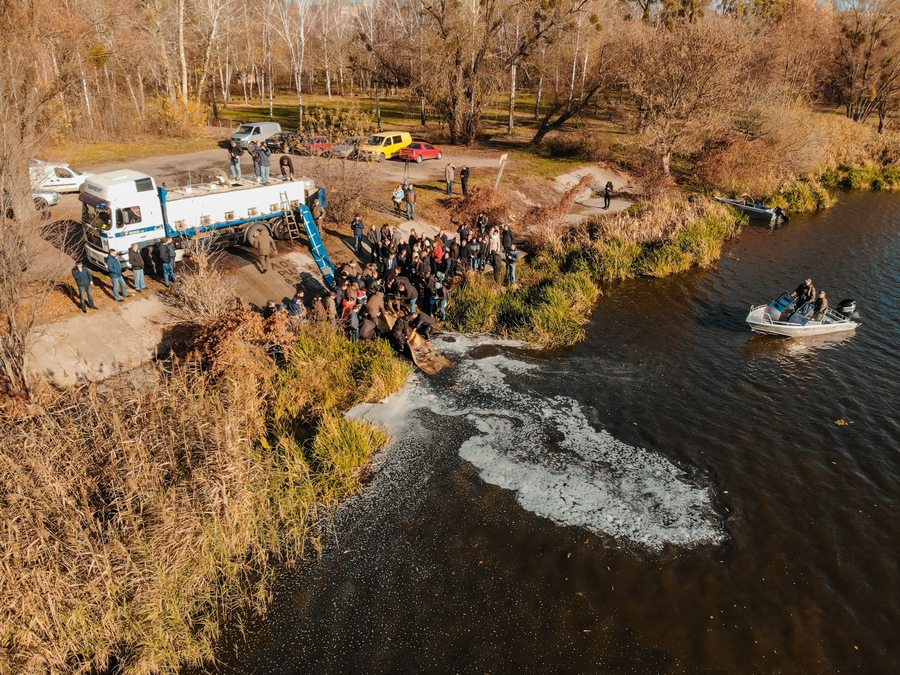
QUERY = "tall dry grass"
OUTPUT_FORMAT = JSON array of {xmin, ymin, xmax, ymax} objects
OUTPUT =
[
  {"xmin": 696, "ymin": 108, "xmax": 900, "ymax": 211},
  {"xmin": 0, "ymin": 318, "xmax": 411, "ymax": 674}
]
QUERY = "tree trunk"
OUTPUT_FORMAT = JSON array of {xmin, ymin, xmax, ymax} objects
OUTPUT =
[
  {"xmin": 662, "ymin": 150, "xmax": 672, "ymax": 175},
  {"xmin": 420, "ymin": 93, "xmax": 426, "ymax": 126},
  {"xmin": 375, "ymin": 80, "xmax": 382, "ymax": 130},
  {"xmin": 326, "ymin": 69, "xmax": 332, "ymax": 100},
  {"xmin": 178, "ymin": 0, "xmax": 188, "ymax": 103},
  {"xmin": 534, "ymin": 76, "xmax": 543, "ymax": 120},
  {"xmin": 508, "ymin": 62, "xmax": 517, "ymax": 135}
]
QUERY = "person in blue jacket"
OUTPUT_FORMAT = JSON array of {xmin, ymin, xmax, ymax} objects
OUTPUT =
[{"xmin": 106, "ymin": 249, "xmax": 130, "ymax": 301}]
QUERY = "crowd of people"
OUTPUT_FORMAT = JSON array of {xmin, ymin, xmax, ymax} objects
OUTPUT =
[{"xmin": 259, "ymin": 211, "xmax": 521, "ymax": 351}]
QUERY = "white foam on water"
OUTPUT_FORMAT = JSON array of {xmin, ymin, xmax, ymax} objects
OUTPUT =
[{"xmin": 348, "ymin": 336, "xmax": 725, "ymax": 552}]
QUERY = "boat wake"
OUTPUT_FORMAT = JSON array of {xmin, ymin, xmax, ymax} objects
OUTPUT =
[{"xmin": 349, "ymin": 335, "xmax": 725, "ymax": 552}]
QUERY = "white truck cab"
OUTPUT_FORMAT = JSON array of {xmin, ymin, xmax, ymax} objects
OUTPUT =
[{"xmin": 80, "ymin": 170, "xmax": 165, "ymax": 269}]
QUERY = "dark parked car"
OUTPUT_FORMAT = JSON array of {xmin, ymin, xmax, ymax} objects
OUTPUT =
[{"xmin": 266, "ymin": 132, "xmax": 299, "ymax": 153}]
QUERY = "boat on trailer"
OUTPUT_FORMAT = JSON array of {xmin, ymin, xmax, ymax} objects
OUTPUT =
[
  {"xmin": 716, "ymin": 196, "xmax": 788, "ymax": 224},
  {"xmin": 746, "ymin": 292, "xmax": 859, "ymax": 337}
]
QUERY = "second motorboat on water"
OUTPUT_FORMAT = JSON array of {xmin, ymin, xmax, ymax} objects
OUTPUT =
[
  {"xmin": 746, "ymin": 292, "xmax": 860, "ymax": 337},
  {"xmin": 716, "ymin": 195, "xmax": 789, "ymax": 224}
]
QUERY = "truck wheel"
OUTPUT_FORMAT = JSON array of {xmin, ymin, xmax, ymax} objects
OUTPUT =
[
  {"xmin": 244, "ymin": 223, "xmax": 268, "ymax": 246},
  {"xmin": 270, "ymin": 216, "xmax": 290, "ymax": 240}
]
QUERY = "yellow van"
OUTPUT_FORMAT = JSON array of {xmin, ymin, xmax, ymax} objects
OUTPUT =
[{"xmin": 358, "ymin": 131, "xmax": 412, "ymax": 161}]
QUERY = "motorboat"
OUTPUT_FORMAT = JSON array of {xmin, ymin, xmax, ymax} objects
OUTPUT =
[
  {"xmin": 746, "ymin": 292, "xmax": 859, "ymax": 337},
  {"xmin": 715, "ymin": 196, "xmax": 788, "ymax": 223}
]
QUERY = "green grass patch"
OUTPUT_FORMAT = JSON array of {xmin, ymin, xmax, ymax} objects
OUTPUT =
[{"xmin": 40, "ymin": 137, "xmax": 221, "ymax": 167}]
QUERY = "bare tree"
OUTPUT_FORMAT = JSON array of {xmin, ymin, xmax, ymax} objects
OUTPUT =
[
  {"xmin": 618, "ymin": 17, "xmax": 752, "ymax": 174},
  {"xmin": 831, "ymin": 0, "xmax": 900, "ymax": 131}
]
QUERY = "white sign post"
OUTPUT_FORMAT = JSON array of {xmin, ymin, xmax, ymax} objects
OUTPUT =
[{"xmin": 494, "ymin": 153, "xmax": 509, "ymax": 189}]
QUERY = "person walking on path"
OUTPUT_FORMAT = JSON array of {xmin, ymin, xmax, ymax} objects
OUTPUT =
[
  {"xmin": 254, "ymin": 228, "xmax": 277, "ymax": 273},
  {"xmin": 392, "ymin": 184, "xmax": 405, "ymax": 215},
  {"xmin": 404, "ymin": 184, "xmax": 417, "ymax": 221},
  {"xmin": 128, "ymin": 243, "xmax": 146, "ymax": 292},
  {"xmin": 257, "ymin": 142, "xmax": 272, "ymax": 184},
  {"xmin": 279, "ymin": 155, "xmax": 294, "ymax": 181},
  {"xmin": 106, "ymin": 249, "xmax": 130, "ymax": 302},
  {"xmin": 445, "ymin": 163, "xmax": 456, "ymax": 195},
  {"xmin": 460, "ymin": 165, "xmax": 470, "ymax": 196},
  {"xmin": 351, "ymin": 214, "xmax": 365, "ymax": 254},
  {"xmin": 505, "ymin": 243, "xmax": 520, "ymax": 285},
  {"xmin": 228, "ymin": 141, "xmax": 244, "ymax": 180},
  {"xmin": 71, "ymin": 261, "xmax": 97, "ymax": 312},
  {"xmin": 603, "ymin": 181, "xmax": 613, "ymax": 209},
  {"xmin": 157, "ymin": 237, "xmax": 179, "ymax": 287}
]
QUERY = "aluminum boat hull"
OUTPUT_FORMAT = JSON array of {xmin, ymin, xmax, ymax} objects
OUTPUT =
[{"xmin": 746, "ymin": 303, "xmax": 859, "ymax": 337}]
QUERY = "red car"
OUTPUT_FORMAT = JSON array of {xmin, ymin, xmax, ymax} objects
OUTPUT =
[
  {"xmin": 296, "ymin": 135, "xmax": 336, "ymax": 156},
  {"xmin": 399, "ymin": 142, "xmax": 443, "ymax": 163}
]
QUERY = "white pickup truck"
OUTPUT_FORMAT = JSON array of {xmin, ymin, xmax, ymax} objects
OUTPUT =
[{"xmin": 80, "ymin": 170, "xmax": 320, "ymax": 270}]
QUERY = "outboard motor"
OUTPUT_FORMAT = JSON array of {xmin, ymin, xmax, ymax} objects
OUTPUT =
[
  {"xmin": 773, "ymin": 206, "xmax": 789, "ymax": 222},
  {"xmin": 837, "ymin": 299, "xmax": 858, "ymax": 319}
]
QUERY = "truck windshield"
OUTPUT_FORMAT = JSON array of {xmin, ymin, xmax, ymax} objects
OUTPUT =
[{"xmin": 83, "ymin": 202, "xmax": 113, "ymax": 231}]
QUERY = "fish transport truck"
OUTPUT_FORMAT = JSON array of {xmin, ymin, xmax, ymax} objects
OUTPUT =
[{"xmin": 80, "ymin": 169, "xmax": 323, "ymax": 271}]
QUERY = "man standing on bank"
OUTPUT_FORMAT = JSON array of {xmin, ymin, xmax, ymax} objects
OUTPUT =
[
  {"xmin": 106, "ymin": 249, "xmax": 130, "ymax": 302},
  {"xmin": 445, "ymin": 163, "xmax": 455, "ymax": 195},
  {"xmin": 157, "ymin": 237, "xmax": 180, "ymax": 287},
  {"xmin": 72, "ymin": 260, "xmax": 97, "ymax": 312},
  {"xmin": 228, "ymin": 140, "xmax": 244, "ymax": 181},
  {"xmin": 460, "ymin": 165, "xmax": 470, "ymax": 196},
  {"xmin": 351, "ymin": 214, "xmax": 365, "ymax": 255},
  {"xmin": 254, "ymin": 228, "xmax": 277, "ymax": 273},
  {"xmin": 128, "ymin": 243, "xmax": 146, "ymax": 292},
  {"xmin": 603, "ymin": 181, "xmax": 613, "ymax": 209},
  {"xmin": 404, "ymin": 184, "xmax": 417, "ymax": 221},
  {"xmin": 257, "ymin": 142, "xmax": 272, "ymax": 184}
]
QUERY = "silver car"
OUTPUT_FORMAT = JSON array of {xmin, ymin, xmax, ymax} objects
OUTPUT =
[
  {"xmin": 330, "ymin": 136, "xmax": 364, "ymax": 159},
  {"xmin": 33, "ymin": 187, "xmax": 61, "ymax": 219}
]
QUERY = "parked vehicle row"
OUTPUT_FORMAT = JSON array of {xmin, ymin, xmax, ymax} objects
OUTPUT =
[{"xmin": 230, "ymin": 122, "xmax": 442, "ymax": 163}]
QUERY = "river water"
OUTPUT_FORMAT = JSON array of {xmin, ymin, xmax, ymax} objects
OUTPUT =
[{"xmin": 217, "ymin": 191, "xmax": 900, "ymax": 674}]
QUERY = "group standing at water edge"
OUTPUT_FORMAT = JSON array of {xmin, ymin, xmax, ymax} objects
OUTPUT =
[{"xmin": 256, "ymin": 209, "xmax": 520, "ymax": 351}]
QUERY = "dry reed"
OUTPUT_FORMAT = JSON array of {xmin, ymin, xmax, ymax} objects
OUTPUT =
[{"xmin": 0, "ymin": 318, "xmax": 411, "ymax": 674}]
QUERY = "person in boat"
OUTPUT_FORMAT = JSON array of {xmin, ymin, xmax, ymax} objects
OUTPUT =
[
  {"xmin": 812, "ymin": 291, "xmax": 828, "ymax": 320},
  {"xmin": 790, "ymin": 278, "xmax": 816, "ymax": 308}
]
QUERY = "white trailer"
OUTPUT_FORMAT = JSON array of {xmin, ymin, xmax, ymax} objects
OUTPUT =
[{"xmin": 79, "ymin": 170, "xmax": 320, "ymax": 271}]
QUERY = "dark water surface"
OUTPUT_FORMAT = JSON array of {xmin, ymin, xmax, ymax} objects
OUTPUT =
[{"xmin": 217, "ymin": 192, "xmax": 900, "ymax": 674}]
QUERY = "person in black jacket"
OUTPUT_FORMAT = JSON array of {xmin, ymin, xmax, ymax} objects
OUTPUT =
[
  {"xmin": 409, "ymin": 311, "xmax": 436, "ymax": 340},
  {"xmin": 156, "ymin": 238, "xmax": 179, "ymax": 287},
  {"xmin": 603, "ymin": 181, "xmax": 613, "ymax": 209},
  {"xmin": 430, "ymin": 282, "xmax": 448, "ymax": 320},
  {"xmin": 128, "ymin": 243, "xmax": 146, "ymax": 292},
  {"xmin": 229, "ymin": 141, "xmax": 244, "ymax": 180},
  {"xmin": 71, "ymin": 261, "xmax": 97, "ymax": 312},
  {"xmin": 459, "ymin": 166, "xmax": 470, "ymax": 196},
  {"xmin": 502, "ymin": 224, "xmax": 514, "ymax": 253},
  {"xmin": 791, "ymin": 278, "xmax": 816, "ymax": 307}
]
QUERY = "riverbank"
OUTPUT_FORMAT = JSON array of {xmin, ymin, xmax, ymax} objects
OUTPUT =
[
  {"xmin": 447, "ymin": 196, "xmax": 745, "ymax": 348},
  {"xmin": 0, "ymin": 317, "xmax": 411, "ymax": 674}
]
